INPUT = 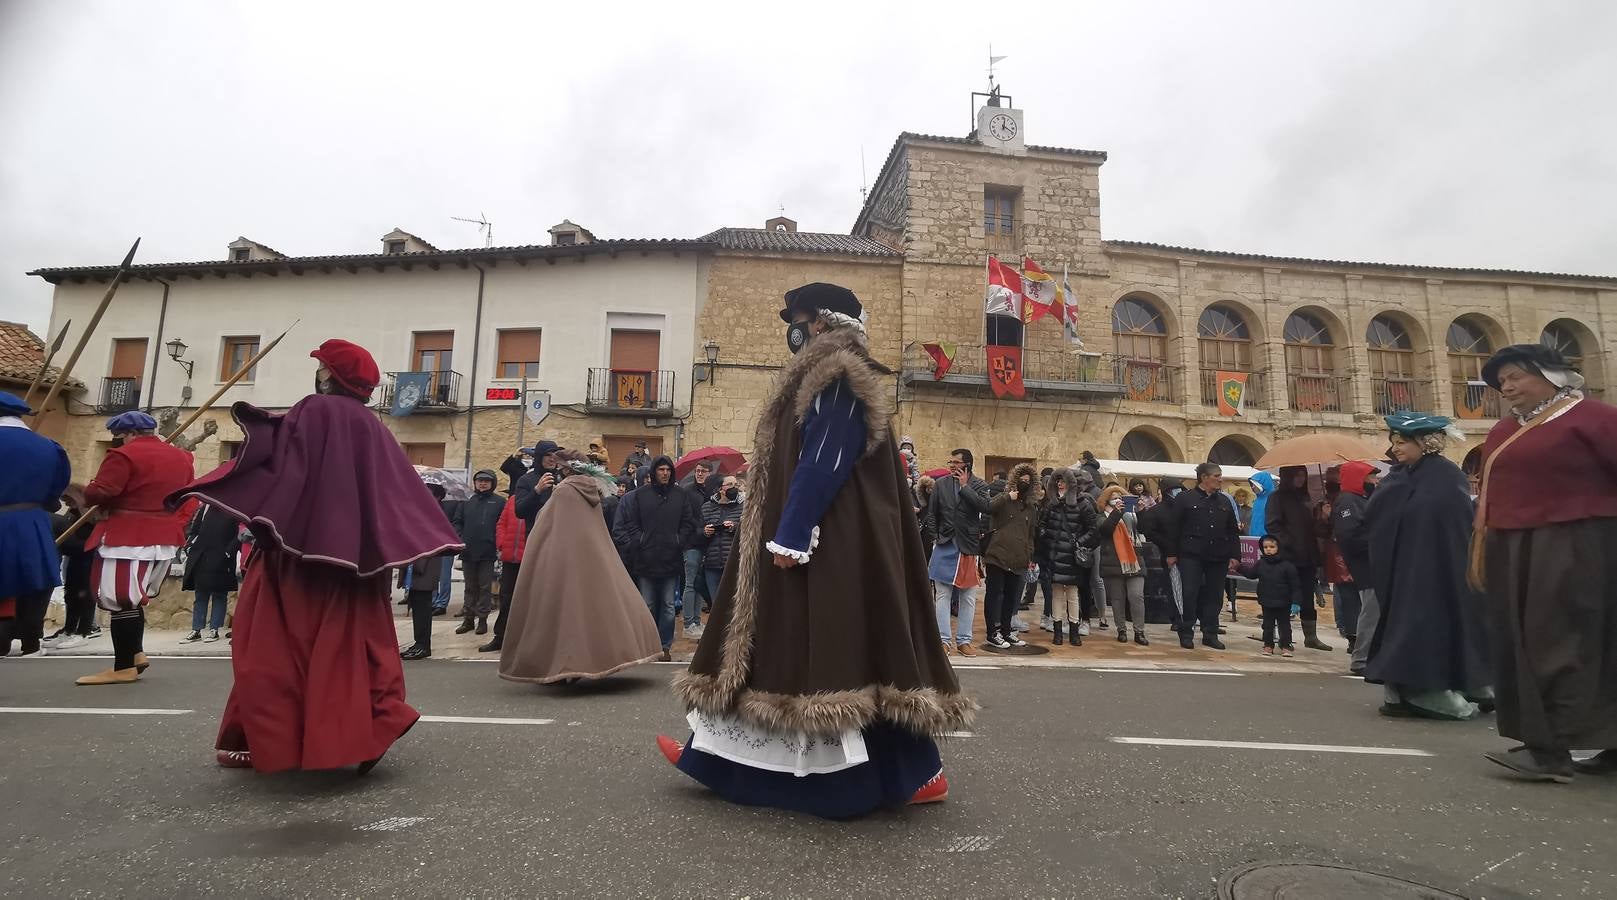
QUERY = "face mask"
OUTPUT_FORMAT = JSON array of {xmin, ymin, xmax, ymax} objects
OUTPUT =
[
  {"xmin": 521, "ymin": 457, "xmax": 534, "ymax": 469},
  {"xmin": 786, "ymin": 321, "xmax": 812, "ymax": 354},
  {"xmin": 725, "ymin": 487, "xmax": 739, "ymax": 501}
]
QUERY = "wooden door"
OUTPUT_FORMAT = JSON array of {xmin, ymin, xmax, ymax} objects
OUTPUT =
[
  {"xmin": 609, "ymin": 329, "xmax": 660, "ymax": 405},
  {"xmin": 401, "ymin": 442, "xmax": 446, "ymax": 467},
  {"xmin": 110, "ymin": 338, "xmax": 148, "ymax": 380}
]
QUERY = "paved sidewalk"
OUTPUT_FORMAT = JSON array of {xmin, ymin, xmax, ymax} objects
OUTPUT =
[{"xmin": 28, "ymin": 586, "xmax": 1356, "ymax": 677}]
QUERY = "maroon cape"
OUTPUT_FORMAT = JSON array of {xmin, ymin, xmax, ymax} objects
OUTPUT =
[{"xmin": 170, "ymin": 393, "xmax": 463, "ymax": 773}]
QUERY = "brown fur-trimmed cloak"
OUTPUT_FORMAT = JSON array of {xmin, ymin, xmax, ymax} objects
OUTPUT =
[{"xmin": 672, "ymin": 328, "xmax": 974, "ymax": 736}]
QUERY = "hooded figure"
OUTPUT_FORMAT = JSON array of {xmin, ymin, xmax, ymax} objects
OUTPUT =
[
  {"xmin": 169, "ymin": 340, "xmax": 463, "ymax": 772},
  {"xmin": 1363, "ymin": 412, "xmax": 1491, "ymax": 722},
  {"xmin": 1265, "ymin": 465, "xmax": 1332, "ymax": 651},
  {"xmin": 514, "ymin": 440, "xmax": 564, "ymax": 535},
  {"xmin": 0, "ymin": 391, "xmax": 70, "ymax": 658},
  {"xmin": 613, "ymin": 454, "xmax": 699, "ymax": 655},
  {"xmin": 500, "ymin": 457, "xmax": 661, "ymax": 684},
  {"xmin": 660, "ymin": 282, "xmax": 970, "ymax": 819},
  {"xmin": 1246, "ymin": 471, "xmax": 1275, "ymax": 538}
]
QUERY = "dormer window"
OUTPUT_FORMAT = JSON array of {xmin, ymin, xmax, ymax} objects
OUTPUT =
[
  {"xmin": 385, "ymin": 240, "xmax": 406, "ymax": 254},
  {"xmin": 554, "ymin": 232, "xmax": 577, "ymax": 246},
  {"xmin": 230, "ymin": 247, "xmax": 250, "ymax": 262}
]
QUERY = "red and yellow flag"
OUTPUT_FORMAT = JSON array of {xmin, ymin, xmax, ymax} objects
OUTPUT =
[
  {"xmin": 922, "ymin": 342, "xmax": 957, "ymax": 380},
  {"xmin": 1021, "ymin": 256, "xmax": 1061, "ymax": 323}
]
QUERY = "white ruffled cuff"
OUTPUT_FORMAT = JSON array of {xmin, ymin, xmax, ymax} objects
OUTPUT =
[{"xmin": 767, "ymin": 526, "xmax": 821, "ymax": 564}]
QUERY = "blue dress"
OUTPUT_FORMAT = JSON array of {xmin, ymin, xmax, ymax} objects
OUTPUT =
[{"xmin": 0, "ymin": 421, "xmax": 71, "ymax": 599}]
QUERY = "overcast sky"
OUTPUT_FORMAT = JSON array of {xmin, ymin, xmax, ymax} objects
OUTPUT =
[{"xmin": 2, "ymin": 1, "xmax": 1614, "ymax": 335}]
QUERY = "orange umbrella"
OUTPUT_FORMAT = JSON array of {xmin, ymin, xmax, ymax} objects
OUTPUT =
[{"xmin": 1256, "ymin": 434, "xmax": 1382, "ymax": 469}]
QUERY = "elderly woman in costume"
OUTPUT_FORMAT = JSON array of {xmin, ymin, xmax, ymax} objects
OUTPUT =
[
  {"xmin": 1362, "ymin": 412, "xmax": 1492, "ymax": 720},
  {"xmin": 1473, "ymin": 344, "xmax": 1617, "ymax": 783},
  {"xmin": 171, "ymin": 340, "xmax": 462, "ymax": 772},
  {"xmin": 658, "ymin": 283, "xmax": 972, "ymax": 819},
  {"xmin": 499, "ymin": 451, "xmax": 661, "ymax": 684},
  {"xmin": 76, "ymin": 410, "xmax": 195, "ymax": 685},
  {"xmin": 0, "ymin": 391, "xmax": 70, "ymax": 658}
]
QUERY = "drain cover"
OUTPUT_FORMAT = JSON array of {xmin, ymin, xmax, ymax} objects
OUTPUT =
[{"xmin": 1219, "ymin": 861, "xmax": 1465, "ymax": 899}]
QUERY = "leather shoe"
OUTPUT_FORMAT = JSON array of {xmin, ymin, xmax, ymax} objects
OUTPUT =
[
  {"xmin": 76, "ymin": 667, "xmax": 139, "ymax": 686},
  {"xmin": 454, "ymin": 620, "xmax": 474, "ymax": 635},
  {"xmin": 1573, "ymin": 749, "xmax": 1617, "ymax": 776},
  {"xmin": 475, "ymin": 618, "xmax": 489, "ymax": 635},
  {"xmin": 400, "ymin": 645, "xmax": 431, "ymax": 660},
  {"xmin": 1179, "ymin": 635, "xmax": 1195, "ymax": 650},
  {"xmin": 133, "ymin": 652, "xmax": 150, "ymax": 674},
  {"xmin": 1202, "ymin": 637, "xmax": 1227, "ymax": 650},
  {"xmin": 478, "ymin": 638, "xmax": 502, "ymax": 653}
]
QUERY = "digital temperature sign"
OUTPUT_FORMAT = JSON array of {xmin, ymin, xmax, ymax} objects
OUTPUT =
[{"xmin": 484, "ymin": 387, "xmax": 521, "ymax": 401}]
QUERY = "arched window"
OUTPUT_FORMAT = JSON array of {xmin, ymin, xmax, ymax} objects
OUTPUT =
[
  {"xmin": 1447, "ymin": 315, "xmax": 1498, "ymax": 418},
  {"xmin": 1284, "ymin": 311, "xmax": 1340, "ymax": 412},
  {"xmin": 1541, "ymin": 321, "xmax": 1584, "ymax": 370},
  {"xmin": 1367, "ymin": 314, "xmax": 1418, "ymax": 414},
  {"xmin": 1197, "ymin": 304, "xmax": 1257, "ymax": 407},
  {"xmin": 1118, "ymin": 429, "xmax": 1171, "ymax": 463},
  {"xmin": 1207, "ymin": 436, "xmax": 1257, "ymax": 467},
  {"xmin": 1112, "ymin": 296, "xmax": 1168, "ymax": 363}
]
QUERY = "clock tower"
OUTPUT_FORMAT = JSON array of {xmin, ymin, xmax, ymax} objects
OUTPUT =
[{"xmin": 975, "ymin": 90, "xmax": 1025, "ymax": 156}]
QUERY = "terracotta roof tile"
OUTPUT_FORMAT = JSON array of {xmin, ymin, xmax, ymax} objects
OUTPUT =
[
  {"xmin": 701, "ymin": 228, "xmax": 899, "ymax": 258},
  {"xmin": 0, "ymin": 320, "xmax": 82, "ymax": 390}
]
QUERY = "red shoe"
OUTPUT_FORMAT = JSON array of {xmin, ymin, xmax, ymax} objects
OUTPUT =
[
  {"xmin": 656, "ymin": 734, "xmax": 684, "ymax": 767},
  {"xmin": 909, "ymin": 771, "xmax": 948, "ymax": 805},
  {"xmin": 216, "ymin": 749, "xmax": 252, "ymax": 769}
]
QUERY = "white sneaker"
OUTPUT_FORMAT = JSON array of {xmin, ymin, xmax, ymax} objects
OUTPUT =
[
  {"xmin": 18, "ymin": 646, "xmax": 47, "ymax": 658},
  {"xmin": 1012, "ymin": 617, "xmax": 1030, "ymax": 633},
  {"xmin": 1006, "ymin": 631, "xmax": 1027, "ymax": 648},
  {"xmin": 987, "ymin": 633, "xmax": 1011, "ymax": 649},
  {"xmin": 1039, "ymin": 616, "xmax": 1053, "ymax": 632},
  {"xmin": 684, "ymin": 624, "xmax": 704, "ymax": 640},
  {"xmin": 1078, "ymin": 621, "xmax": 1091, "ymax": 636},
  {"xmin": 181, "ymin": 631, "xmax": 202, "ymax": 644},
  {"xmin": 54, "ymin": 635, "xmax": 88, "ymax": 650},
  {"xmin": 204, "ymin": 629, "xmax": 221, "ymax": 643},
  {"xmin": 42, "ymin": 630, "xmax": 68, "ymax": 646}
]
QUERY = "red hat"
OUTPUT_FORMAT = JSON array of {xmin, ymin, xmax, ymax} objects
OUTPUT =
[{"xmin": 310, "ymin": 339, "xmax": 381, "ymax": 399}]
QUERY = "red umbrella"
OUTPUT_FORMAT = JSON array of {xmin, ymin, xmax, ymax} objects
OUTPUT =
[
  {"xmin": 923, "ymin": 467, "xmax": 952, "ymax": 479},
  {"xmin": 676, "ymin": 446, "xmax": 746, "ymax": 480}
]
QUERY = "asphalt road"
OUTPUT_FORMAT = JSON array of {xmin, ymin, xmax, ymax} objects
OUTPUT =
[{"xmin": 0, "ymin": 658, "xmax": 1612, "ymax": 899}]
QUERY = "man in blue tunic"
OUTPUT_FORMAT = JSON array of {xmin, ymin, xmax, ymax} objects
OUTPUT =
[
  {"xmin": 0, "ymin": 391, "xmax": 71, "ymax": 657},
  {"xmin": 658, "ymin": 283, "xmax": 972, "ymax": 819}
]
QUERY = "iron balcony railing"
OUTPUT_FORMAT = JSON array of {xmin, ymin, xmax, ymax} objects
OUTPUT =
[
  {"xmin": 378, "ymin": 369, "xmax": 462, "ymax": 413},
  {"xmin": 1285, "ymin": 373, "xmax": 1353, "ymax": 414},
  {"xmin": 97, "ymin": 377, "xmax": 141, "ymax": 414},
  {"xmin": 899, "ymin": 344, "xmax": 1179, "ymax": 402},
  {"xmin": 1371, "ymin": 378, "xmax": 1434, "ymax": 416},
  {"xmin": 587, "ymin": 368, "xmax": 675, "ymax": 414},
  {"xmin": 1197, "ymin": 369, "xmax": 1268, "ymax": 409},
  {"xmin": 1451, "ymin": 380, "xmax": 1503, "ymax": 420}
]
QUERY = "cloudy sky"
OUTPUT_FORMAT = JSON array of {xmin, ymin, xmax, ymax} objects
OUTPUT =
[{"xmin": 2, "ymin": 1, "xmax": 1613, "ymax": 335}]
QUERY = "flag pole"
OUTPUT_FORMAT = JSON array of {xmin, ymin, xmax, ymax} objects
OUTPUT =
[
  {"xmin": 57, "ymin": 319, "xmax": 300, "ymax": 546},
  {"xmin": 20, "ymin": 318, "xmax": 72, "ymax": 409},
  {"xmin": 30, "ymin": 239, "xmax": 142, "ymax": 433}
]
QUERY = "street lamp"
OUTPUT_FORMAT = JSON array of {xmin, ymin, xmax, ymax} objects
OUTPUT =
[
  {"xmin": 166, "ymin": 337, "xmax": 194, "ymax": 380},
  {"xmin": 702, "ymin": 339, "xmax": 720, "ymax": 386}
]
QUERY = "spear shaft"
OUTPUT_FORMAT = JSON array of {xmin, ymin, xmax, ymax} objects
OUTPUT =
[
  {"xmin": 31, "ymin": 239, "xmax": 142, "ymax": 433},
  {"xmin": 20, "ymin": 319, "xmax": 72, "ymax": 409}
]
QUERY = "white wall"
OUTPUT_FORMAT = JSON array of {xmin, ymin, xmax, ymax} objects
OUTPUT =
[{"xmin": 45, "ymin": 252, "xmax": 708, "ymax": 414}]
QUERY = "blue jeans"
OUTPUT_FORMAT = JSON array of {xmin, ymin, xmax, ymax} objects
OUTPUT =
[
  {"xmin": 638, "ymin": 575, "xmax": 678, "ymax": 651},
  {"xmin": 681, "ymin": 549, "xmax": 704, "ymax": 627},
  {"xmin": 933, "ymin": 581, "xmax": 977, "ymax": 645},
  {"xmin": 704, "ymin": 569, "xmax": 723, "ymax": 605},
  {"xmin": 191, "ymin": 589, "xmax": 228, "ymax": 631},
  {"xmin": 432, "ymin": 557, "xmax": 453, "ymax": 611}
]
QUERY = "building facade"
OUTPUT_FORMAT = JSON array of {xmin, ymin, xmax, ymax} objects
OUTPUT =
[{"xmin": 31, "ymin": 95, "xmax": 1617, "ymax": 482}]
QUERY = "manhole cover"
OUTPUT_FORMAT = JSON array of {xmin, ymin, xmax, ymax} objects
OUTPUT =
[
  {"xmin": 979, "ymin": 642, "xmax": 1050, "ymax": 656},
  {"xmin": 1219, "ymin": 861, "xmax": 1465, "ymax": 899}
]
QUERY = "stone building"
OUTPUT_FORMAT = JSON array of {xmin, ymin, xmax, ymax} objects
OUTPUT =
[{"xmin": 29, "ymin": 91, "xmax": 1617, "ymax": 482}]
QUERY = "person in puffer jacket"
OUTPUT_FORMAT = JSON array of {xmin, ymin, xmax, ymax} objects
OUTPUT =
[
  {"xmin": 1037, "ymin": 468, "xmax": 1097, "ymax": 646},
  {"xmin": 696, "ymin": 475, "xmax": 746, "ymax": 609}
]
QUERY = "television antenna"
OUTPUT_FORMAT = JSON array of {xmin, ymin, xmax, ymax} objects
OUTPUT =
[{"xmin": 451, "ymin": 213, "xmax": 493, "ymax": 248}]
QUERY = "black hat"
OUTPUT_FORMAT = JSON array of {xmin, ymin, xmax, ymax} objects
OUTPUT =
[
  {"xmin": 1481, "ymin": 343, "xmax": 1577, "ymax": 390},
  {"xmin": 779, "ymin": 282, "xmax": 863, "ymax": 323}
]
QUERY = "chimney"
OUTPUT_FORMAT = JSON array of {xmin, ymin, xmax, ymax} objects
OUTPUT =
[{"xmin": 765, "ymin": 216, "xmax": 798, "ymax": 233}]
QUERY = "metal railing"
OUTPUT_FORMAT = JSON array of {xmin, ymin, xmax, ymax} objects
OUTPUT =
[
  {"xmin": 587, "ymin": 368, "xmax": 675, "ymax": 414},
  {"xmin": 1371, "ymin": 378, "xmax": 1433, "ymax": 416},
  {"xmin": 378, "ymin": 369, "xmax": 462, "ymax": 412},
  {"xmin": 1286, "ymin": 373, "xmax": 1352, "ymax": 413},
  {"xmin": 97, "ymin": 377, "xmax": 141, "ymax": 413},
  {"xmin": 1197, "ymin": 369, "xmax": 1267, "ymax": 409},
  {"xmin": 899, "ymin": 344, "xmax": 1179, "ymax": 401},
  {"xmin": 1451, "ymin": 381, "xmax": 1503, "ymax": 420}
]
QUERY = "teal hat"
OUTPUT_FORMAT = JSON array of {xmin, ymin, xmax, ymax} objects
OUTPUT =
[{"xmin": 1384, "ymin": 412, "xmax": 1452, "ymax": 437}]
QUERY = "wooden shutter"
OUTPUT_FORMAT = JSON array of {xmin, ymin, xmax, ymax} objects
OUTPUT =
[{"xmin": 110, "ymin": 338, "xmax": 148, "ymax": 380}]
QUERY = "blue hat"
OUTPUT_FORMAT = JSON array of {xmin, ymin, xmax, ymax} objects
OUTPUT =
[
  {"xmin": 1384, "ymin": 411, "xmax": 1452, "ymax": 437},
  {"xmin": 106, "ymin": 410, "xmax": 159, "ymax": 433},
  {"xmin": 0, "ymin": 391, "xmax": 32, "ymax": 417}
]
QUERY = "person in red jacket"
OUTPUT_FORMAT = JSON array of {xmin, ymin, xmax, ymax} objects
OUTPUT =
[
  {"xmin": 76, "ymin": 411, "xmax": 196, "ymax": 686},
  {"xmin": 481, "ymin": 491, "xmax": 528, "ymax": 653}
]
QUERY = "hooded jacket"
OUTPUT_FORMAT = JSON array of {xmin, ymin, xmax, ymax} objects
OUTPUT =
[
  {"xmin": 614, "ymin": 455, "xmax": 698, "ymax": 577},
  {"xmin": 1038, "ymin": 469, "xmax": 1099, "ymax": 584},
  {"xmin": 1247, "ymin": 471, "xmax": 1275, "ymax": 537},
  {"xmin": 453, "ymin": 469, "xmax": 505, "ymax": 561},
  {"xmin": 1238, "ymin": 552, "xmax": 1303, "ymax": 611},
  {"xmin": 514, "ymin": 440, "xmax": 564, "ymax": 534},
  {"xmin": 984, "ymin": 463, "xmax": 1041, "ymax": 571},
  {"xmin": 1265, "ymin": 466, "xmax": 1321, "ymax": 567},
  {"xmin": 1331, "ymin": 460, "xmax": 1375, "ymax": 584}
]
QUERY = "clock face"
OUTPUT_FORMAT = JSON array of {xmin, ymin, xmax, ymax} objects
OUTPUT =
[{"xmin": 988, "ymin": 113, "xmax": 1018, "ymax": 141}]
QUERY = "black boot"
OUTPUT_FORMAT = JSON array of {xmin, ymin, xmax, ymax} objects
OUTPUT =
[
  {"xmin": 475, "ymin": 616, "xmax": 489, "ymax": 635},
  {"xmin": 1052, "ymin": 622, "xmax": 1064, "ymax": 646},
  {"xmin": 454, "ymin": 618, "xmax": 474, "ymax": 635},
  {"xmin": 478, "ymin": 637, "xmax": 502, "ymax": 653},
  {"xmin": 1302, "ymin": 621, "xmax": 1333, "ymax": 651},
  {"xmin": 1346, "ymin": 634, "xmax": 1357, "ymax": 655}
]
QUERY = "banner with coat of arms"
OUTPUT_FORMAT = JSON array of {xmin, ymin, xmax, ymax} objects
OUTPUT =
[
  {"xmin": 1215, "ymin": 371, "xmax": 1250, "ymax": 417},
  {"xmin": 1124, "ymin": 360, "xmax": 1161, "ymax": 402},
  {"xmin": 390, "ymin": 372, "xmax": 432, "ymax": 417}
]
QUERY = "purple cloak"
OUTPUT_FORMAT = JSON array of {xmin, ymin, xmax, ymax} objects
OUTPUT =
[{"xmin": 170, "ymin": 394, "xmax": 462, "ymax": 576}]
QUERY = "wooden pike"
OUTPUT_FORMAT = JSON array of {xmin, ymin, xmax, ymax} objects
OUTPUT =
[
  {"xmin": 56, "ymin": 319, "xmax": 300, "ymax": 546},
  {"xmin": 30, "ymin": 239, "xmax": 142, "ymax": 432},
  {"xmin": 20, "ymin": 319, "xmax": 71, "ymax": 409}
]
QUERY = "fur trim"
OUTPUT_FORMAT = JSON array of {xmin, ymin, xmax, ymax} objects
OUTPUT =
[{"xmin": 672, "ymin": 672, "xmax": 977, "ymax": 736}]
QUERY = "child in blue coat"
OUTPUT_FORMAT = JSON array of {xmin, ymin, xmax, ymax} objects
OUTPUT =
[{"xmin": 1238, "ymin": 535, "xmax": 1300, "ymax": 656}]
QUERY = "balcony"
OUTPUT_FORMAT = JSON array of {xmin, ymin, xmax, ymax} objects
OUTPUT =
[
  {"xmin": 1286, "ymin": 373, "xmax": 1352, "ymax": 413},
  {"xmin": 1197, "ymin": 369, "xmax": 1268, "ymax": 409},
  {"xmin": 378, "ymin": 370, "xmax": 462, "ymax": 414},
  {"xmin": 587, "ymin": 368, "xmax": 675, "ymax": 415},
  {"xmin": 1371, "ymin": 378, "xmax": 1434, "ymax": 416},
  {"xmin": 900, "ymin": 344, "xmax": 1181, "ymax": 402},
  {"xmin": 1451, "ymin": 381, "xmax": 1503, "ymax": 420},
  {"xmin": 97, "ymin": 377, "xmax": 142, "ymax": 414}
]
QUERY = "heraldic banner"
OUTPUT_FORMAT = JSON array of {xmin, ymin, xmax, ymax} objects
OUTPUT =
[{"xmin": 1215, "ymin": 371, "xmax": 1250, "ymax": 416}]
